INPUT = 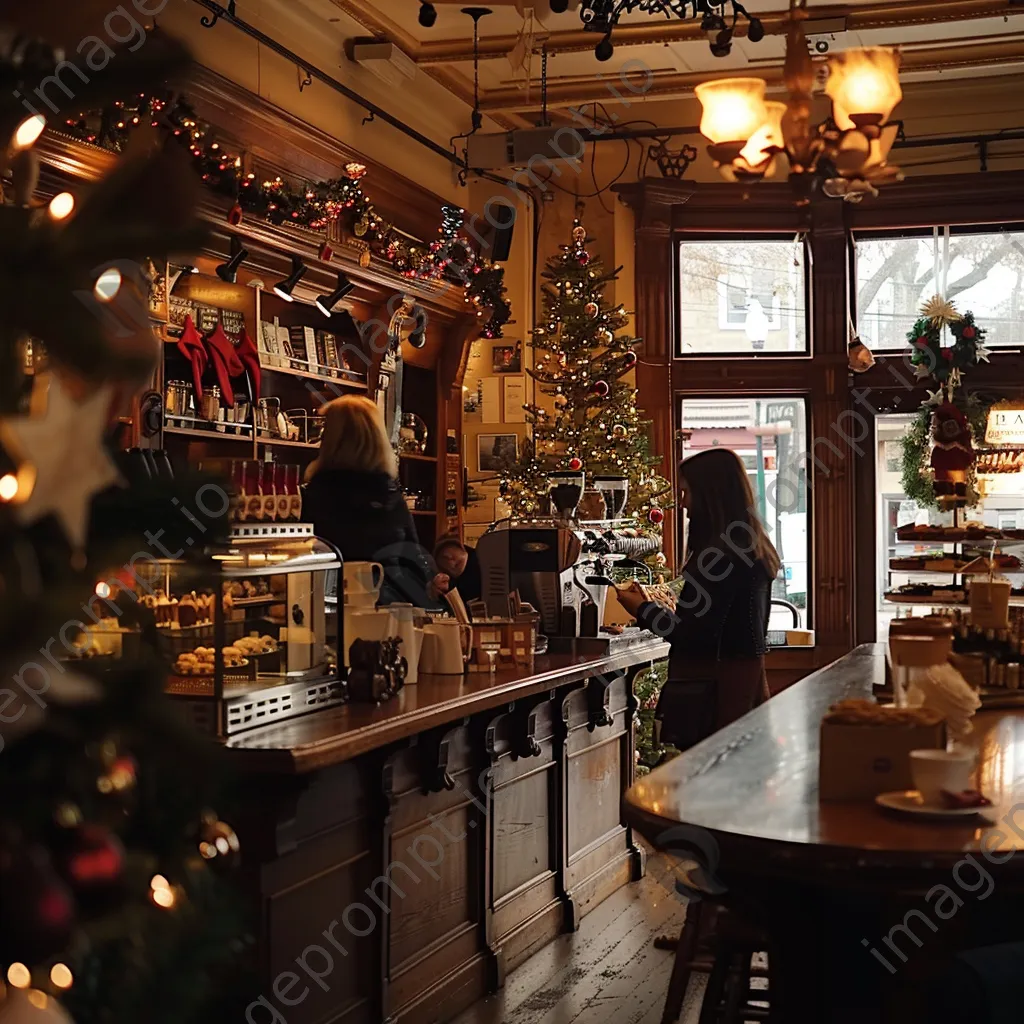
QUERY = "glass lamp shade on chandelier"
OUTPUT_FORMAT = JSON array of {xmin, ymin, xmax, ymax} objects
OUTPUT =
[{"xmin": 695, "ymin": 0, "xmax": 903, "ymax": 202}]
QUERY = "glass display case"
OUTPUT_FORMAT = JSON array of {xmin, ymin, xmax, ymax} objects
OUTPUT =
[{"xmin": 71, "ymin": 523, "xmax": 343, "ymax": 738}]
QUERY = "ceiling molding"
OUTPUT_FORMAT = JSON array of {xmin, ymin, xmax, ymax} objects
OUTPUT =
[
  {"xmin": 410, "ymin": 0, "xmax": 1024, "ymax": 64},
  {"xmin": 477, "ymin": 37, "xmax": 1024, "ymax": 113}
]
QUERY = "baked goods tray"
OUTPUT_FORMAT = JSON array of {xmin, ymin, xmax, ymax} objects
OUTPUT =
[{"xmin": 884, "ymin": 592, "xmax": 1024, "ymax": 607}]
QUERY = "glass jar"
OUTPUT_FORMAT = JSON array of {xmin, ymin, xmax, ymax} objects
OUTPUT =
[{"xmin": 201, "ymin": 385, "xmax": 222, "ymax": 423}]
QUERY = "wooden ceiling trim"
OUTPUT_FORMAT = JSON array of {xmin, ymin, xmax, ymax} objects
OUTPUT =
[{"xmin": 411, "ymin": 0, "xmax": 1024, "ymax": 64}]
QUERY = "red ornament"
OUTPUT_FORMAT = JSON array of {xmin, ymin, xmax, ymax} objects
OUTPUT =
[
  {"xmin": 58, "ymin": 824, "xmax": 125, "ymax": 911},
  {"xmin": 318, "ymin": 240, "xmax": 334, "ymax": 262},
  {"xmin": 914, "ymin": 337, "xmax": 929, "ymax": 348},
  {"xmin": 0, "ymin": 843, "xmax": 75, "ymax": 964},
  {"xmin": 592, "ymin": 380, "xmax": 610, "ymax": 397},
  {"xmin": 623, "ymin": 350, "xmax": 637, "ymax": 369},
  {"xmin": 226, "ymin": 202, "xmax": 243, "ymax": 226},
  {"xmin": 962, "ymin": 326, "xmax": 976, "ymax": 339},
  {"xmin": 942, "ymin": 348, "xmax": 954, "ymax": 361},
  {"xmin": 648, "ymin": 508, "xmax": 665, "ymax": 526},
  {"xmin": 577, "ymin": 252, "xmax": 590, "ymax": 266},
  {"xmin": 568, "ymin": 457, "xmax": 583, "ymax": 471}
]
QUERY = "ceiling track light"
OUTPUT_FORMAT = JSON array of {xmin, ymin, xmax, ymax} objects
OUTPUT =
[
  {"xmin": 273, "ymin": 255, "xmax": 308, "ymax": 302},
  {"xmin": 578, "ymin": 0, "xmax": 763, "ymax": 60},
  {"xmin": 316, "ymin": 272, "xmax": 356, "ymax": 316},
  {"xmin": 216, "ymin": 236, "xmax": 248, "ymax": 283},
  {"xmin": 419, "ymin": 2, "xmax": 437, "ymax": 28}
]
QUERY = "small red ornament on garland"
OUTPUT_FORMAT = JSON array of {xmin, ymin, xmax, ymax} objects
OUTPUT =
[
  {"xmin": 584, "ymin": 302, "xmax": 599, "ymax": 317},
  {"xmin": 568, "ymin": 457, "xmax": 583, "ymax": 471},
  {"xmin": 57, "ymin": 823, "xmax": 126, "ymax": 912},
  {"xmin": 648, "ymin": 508, "xmax": 665, "ymax": 526},
  {"xmin": 577, "ymin": 252, "xmax": 590, "ymax": 267},
  {"xmin": 592, "ymin": 380, "xmax": 610, "ymax": 398},
  {"xmin": 226, "ymin": 202, "xmax": 243, "ymax": 226},
  {"xmin": 623, "ymin": 350, "xmax": 637, "ymax": 369}
]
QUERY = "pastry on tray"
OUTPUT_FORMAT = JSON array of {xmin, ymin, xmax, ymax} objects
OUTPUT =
[
  {"xmin": 889, "ymin": 556, "xmax": 968, "ymax": 572},
  {"xmin": 887, "ymin": 584, "xmax": 966, "ymax": 602}
]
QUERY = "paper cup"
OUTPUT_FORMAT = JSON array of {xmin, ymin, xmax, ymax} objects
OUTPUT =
[{"xmin": 970, "ymin": 578, "xmax": 1011, "ymax": 629}]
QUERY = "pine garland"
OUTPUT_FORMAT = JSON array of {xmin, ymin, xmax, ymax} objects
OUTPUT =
[{"xmin": 59, "ymin": 90, "xmax": 512, "ymax": 336}]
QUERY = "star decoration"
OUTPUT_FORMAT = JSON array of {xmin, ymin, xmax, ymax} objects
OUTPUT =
[
  {"xmin": 923, "ymin": 388, "xmax": 945, "ymax": 408},
  {"xmin": 920, "ymin": 294, "xmax": 962, "ymax": 327},
  {"xmin": 976, "ymin": 344, "xmax": 991, "ymax": 363},
  {"xmin": 914, "ymin": 362, "xmax": 932, "ymax": 379},
  {"xmin": 0, "ymin": 376, "xmax": 122, "ymax": 551}
]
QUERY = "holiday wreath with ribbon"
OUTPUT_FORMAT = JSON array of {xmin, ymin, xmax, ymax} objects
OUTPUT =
[{"xmin": 900, "ymin": 296, "xmax": 993, "ymax": 510}]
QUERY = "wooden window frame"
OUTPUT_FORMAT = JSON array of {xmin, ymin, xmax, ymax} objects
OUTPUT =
[{"xmin": 616, "ymin": 169, "xmax": 1024, "ymax": 672}]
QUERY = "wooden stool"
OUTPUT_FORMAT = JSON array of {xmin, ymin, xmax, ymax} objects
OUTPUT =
[{"xmin": 660, "ymin": 863, "xmax": 773, "ymax": 1024}]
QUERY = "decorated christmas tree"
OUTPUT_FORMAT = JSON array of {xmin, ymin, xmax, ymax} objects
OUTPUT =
[
  {"xmin": 0, "ymin": 24, "xmax": 250, "ymax": 1024},
  {"xmin": 500, "ymin": 217, "xmax": 671, "ymax": 528}
]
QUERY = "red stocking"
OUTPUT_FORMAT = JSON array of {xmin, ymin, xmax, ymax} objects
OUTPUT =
[
  {"xmin": 177, "ymin": 315, "xmax": 207, "ymax": 400},
  {"xmin": 236, "ymin": 328, "xmax": 261, "ymax": 403},
  {"xmin": 205, "ymin": 323, "xmax": 244, "ymax": 408}
]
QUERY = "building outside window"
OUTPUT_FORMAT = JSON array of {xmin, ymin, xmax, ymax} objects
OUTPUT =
[{"xmin": 678, "ymin": 238, "xmax": 808, "ymax": 355}]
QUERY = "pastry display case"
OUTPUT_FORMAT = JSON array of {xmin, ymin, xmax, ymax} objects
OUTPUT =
[{"xmin": 76, "ymin": 523, "xmax": 343, "ymax": 738}]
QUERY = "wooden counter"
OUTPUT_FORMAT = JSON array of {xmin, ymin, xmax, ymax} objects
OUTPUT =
[
  {"xmin": 229, "ymin": 638, "xmax": 668, "ymax": 1024},
  {"xmin": 228, "ymin": 638, "xmax": 669, "ymax": 772}
]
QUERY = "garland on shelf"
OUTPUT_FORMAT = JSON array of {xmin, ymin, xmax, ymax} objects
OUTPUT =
[
  {"xmin": 899, "ymin": 295, "xmax": 993, "ymax": 510},
  {"xmin": 60, "ymin": 91, "xmax": 511, "ymax": 338}
]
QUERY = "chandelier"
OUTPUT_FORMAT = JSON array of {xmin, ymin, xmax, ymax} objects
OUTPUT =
[
  {"xmin": 556, "ymin": 0, "xmax": 764, "ymax": 61},
  {"xmin": 694, "ymin": 0, "xmax": 903, "ymax": 202}
]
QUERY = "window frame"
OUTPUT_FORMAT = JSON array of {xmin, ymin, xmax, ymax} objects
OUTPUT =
[
  {"xmin": 850, "ymin": 222, "xmax": 1024, "ymax": 353},
  {"xmin": 675, "ymin": 232, "xmax": 813, "ymax": 359}
]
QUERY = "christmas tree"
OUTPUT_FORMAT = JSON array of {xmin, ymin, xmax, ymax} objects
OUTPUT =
[
  {"xmin": 500, "ymin": 217, "xmax": 671, "ymax": 528},
  {"xmin": 0, "ymin": 23, "xmax": 250, "ymax": 1024}
]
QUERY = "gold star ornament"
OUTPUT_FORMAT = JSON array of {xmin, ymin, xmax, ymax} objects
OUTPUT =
[
  {"xmin": 920, "ymin": 295, "xmax": 962, "ymax": 328},
  {"xmin": 0, "ymin": 375, "xmax": 122, "ymax": 551}
]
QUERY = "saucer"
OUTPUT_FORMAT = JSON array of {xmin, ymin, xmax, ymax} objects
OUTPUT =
[{"xmin": 875, "ymin": 790, "xmax": 992, "ymax": 819}]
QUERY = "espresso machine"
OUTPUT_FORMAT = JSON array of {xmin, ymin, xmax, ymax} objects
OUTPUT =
[{"xmin": 477, "ymin": 471, "xmax": 659, "ymax": 646}]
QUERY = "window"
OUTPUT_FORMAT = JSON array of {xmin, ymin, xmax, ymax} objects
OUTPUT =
[
  {"xmin": 678, "ymin": 238, "xmax": 808, "ymax": 355},
  {"xmin": 854, "ymin": 228, "xmax": 1024, "ymax": 351},
  {"xmin": 679, "ymin": 397, "xmax": 810, "ymax": 627}
]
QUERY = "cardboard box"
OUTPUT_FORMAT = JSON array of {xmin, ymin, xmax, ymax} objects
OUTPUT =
[{"xmin": 819, "ymin": 719, "xmax": 946, "ymax": 801}]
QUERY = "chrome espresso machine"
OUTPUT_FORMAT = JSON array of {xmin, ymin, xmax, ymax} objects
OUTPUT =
[{"xmin": 476, "ymin": 471, "xmax": 659, "ymax": 648}]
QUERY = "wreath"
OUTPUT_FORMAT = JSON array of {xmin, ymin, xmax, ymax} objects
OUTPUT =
[{"xmin": 907, "ymin": 301, "xmax": 987, "ymax": 384}]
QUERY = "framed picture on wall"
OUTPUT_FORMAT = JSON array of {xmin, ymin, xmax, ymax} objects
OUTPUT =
[
  {"xmin": 478, "ymin": 433, "xmax": 519, "ymax": 473},
  {"xmin": 492, "ymin": 341, "xmax": 522, "ymax": 374}
]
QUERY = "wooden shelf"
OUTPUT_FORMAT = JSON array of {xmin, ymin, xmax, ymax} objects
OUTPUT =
[
  {"xmin": 410, "ymin": 510, "xmax": 437, "ymax": 517},
  {"xmin": 259, "ymin": 362, "xmax": 368, "ymax": 389},
  {"xmin": 165, "ymin": 425, "xmax": 252, "ymax": 443},
  {"xmin": 400, "ymin": 453, "xmax": 437, "ymax": 463},
  {"xmin": 256, "ymin": 436, "xmax": 318, "ymax": 450}
]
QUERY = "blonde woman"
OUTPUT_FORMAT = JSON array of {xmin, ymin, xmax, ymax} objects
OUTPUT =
[{"xmin": 303, "ymin": 396, "xmax": 447, "ymax": 607}]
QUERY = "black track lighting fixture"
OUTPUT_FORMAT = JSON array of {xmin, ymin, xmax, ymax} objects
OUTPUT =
[
  {"xmin": 595, "ymin": 34, "xmax": 614, "ymax": 62},
  {"xmin": 419, "ymin": 2, "xmax": 437, "ymax": 27},
  {"xmin": 215, "ymin": 237, "xmax": 248, "ymax": 284},
  {"xmin": 273, "ymin": 256, "xmax": 308, "ymax": 302},
  {"xmin": 316, "ymin": 272, "xmax": 356, "ymax": 317},
  {"xmin": 549, "ymin": 0, "xmax": 569, "ymax": 11},
  {"xmin": 747, "ymin": 15, "xmax": 764, "ymax": 42}
]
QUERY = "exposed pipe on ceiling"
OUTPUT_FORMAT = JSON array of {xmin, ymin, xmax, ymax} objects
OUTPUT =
[{"xmin": 188, "ymin": 0, "xmax": 464, "ymax": 168}]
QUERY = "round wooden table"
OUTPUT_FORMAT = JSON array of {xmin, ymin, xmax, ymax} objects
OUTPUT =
[{"xmin": 623, "ymin": 644, "xmax": 1024, "ymax": 1023}]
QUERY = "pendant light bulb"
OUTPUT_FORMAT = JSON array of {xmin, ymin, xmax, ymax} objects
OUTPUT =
[{"xmin": 12, "ymin": 113, "xmax": 45, "ymax": 151}]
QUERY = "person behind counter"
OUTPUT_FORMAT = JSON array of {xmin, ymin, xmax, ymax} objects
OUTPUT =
[
  {"xmin": 616, "ymin": 447, "xmax": 779, "ymax": 750},
  {"xmin": 433, "ymin": 535, "xmax": 482, "ymax": 604},
  {"xmin": 303, "ymin": 395, "xmax": 447, "ymax": 608}
]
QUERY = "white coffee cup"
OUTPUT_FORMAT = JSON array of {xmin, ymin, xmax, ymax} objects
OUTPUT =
[
  {"xmin": 910, "ymin": 748, "xmax": 975, "ymax": 806},
  {"xmin": 343, "ymin": 562, "xmax": 384, "ymax": 606}
]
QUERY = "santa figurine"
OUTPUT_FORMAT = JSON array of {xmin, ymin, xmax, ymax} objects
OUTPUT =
[{"xmin": 930, "ymin": 401, "xmax": 975, "ymax": 508}]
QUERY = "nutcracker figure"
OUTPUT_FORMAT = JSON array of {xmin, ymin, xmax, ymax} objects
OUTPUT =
[{"xmin": 930, "ymin": 401, "xmax": 975, "ymax": 508}]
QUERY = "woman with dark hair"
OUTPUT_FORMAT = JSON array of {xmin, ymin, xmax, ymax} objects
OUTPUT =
[{"xmin": 616, "ymin": 447, "xmax": 781, "ymax": 750}]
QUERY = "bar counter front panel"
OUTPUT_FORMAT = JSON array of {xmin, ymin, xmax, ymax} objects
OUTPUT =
[{"xmin": 227, "ymin": 639, "xmax": 669, "ymax": 1024}]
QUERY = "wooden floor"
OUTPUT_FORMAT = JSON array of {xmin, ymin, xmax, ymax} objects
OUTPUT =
[{"xmin": 452, "ymin": 852, "xmax": 706, "ymax": 1024}]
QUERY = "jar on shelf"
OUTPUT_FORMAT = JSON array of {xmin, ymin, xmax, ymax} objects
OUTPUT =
[{"xmin": 200, "ymin": 385, "xmax": 222, "ymax": 423}]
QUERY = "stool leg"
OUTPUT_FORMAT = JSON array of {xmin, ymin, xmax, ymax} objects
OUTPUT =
[
  {"xmin": 697, "ymin": 940, "xmax": 729, "ymax": 1024},
  {"xmin": 661, "ymin": 900, "xmax": 704, "ymax": 1024}
]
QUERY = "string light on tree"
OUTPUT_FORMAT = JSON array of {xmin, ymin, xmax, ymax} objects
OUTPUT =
[{"xmin": 498, "ymin": 214, "xmax": 671, "ymax": 540}]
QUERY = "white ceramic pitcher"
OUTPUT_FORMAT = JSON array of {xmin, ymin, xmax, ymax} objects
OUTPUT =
[
  {"xmin": 421, "ymin": 619, "xmax": 472, "ymax": 675},
  {"xmin": 343, "ymin": 561, "xmax": 383, "ymax": 607}
]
